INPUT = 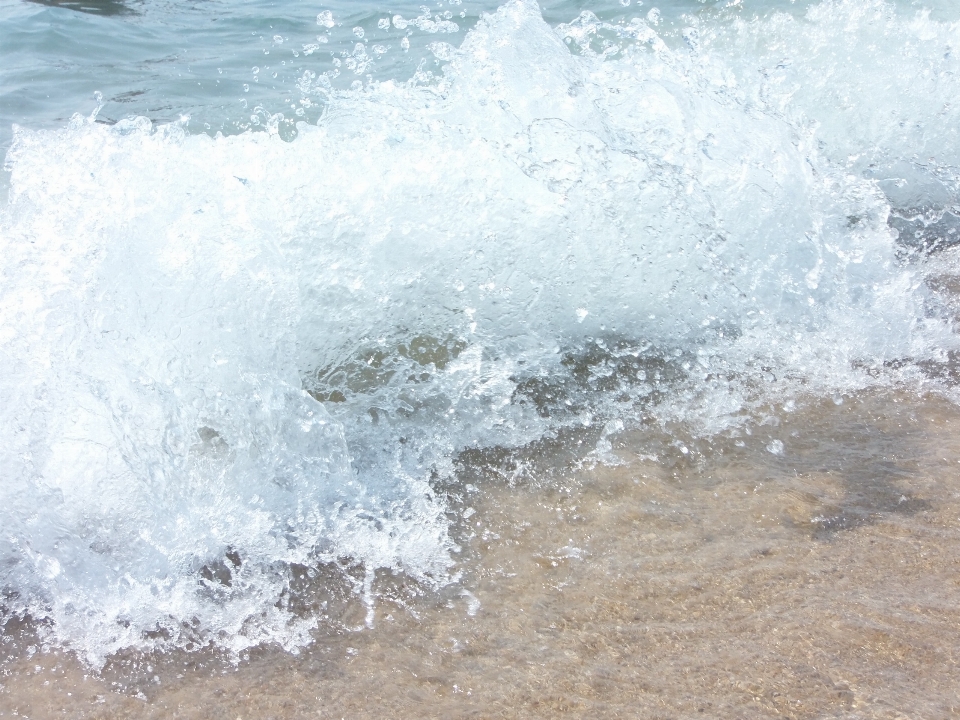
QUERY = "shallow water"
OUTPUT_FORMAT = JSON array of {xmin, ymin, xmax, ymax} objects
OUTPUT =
[
  {"xmin": 4, "ymin": 390, "xmax": 960, "ymax": 717},
  {"xmin": 3, "ymin": 0, "xmax": 960, "ymax": 710}
]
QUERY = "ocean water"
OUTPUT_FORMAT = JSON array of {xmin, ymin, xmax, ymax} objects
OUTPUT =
[{"xmin": 2, "ymin": 0, "xmax": 960, "ymax": 699}]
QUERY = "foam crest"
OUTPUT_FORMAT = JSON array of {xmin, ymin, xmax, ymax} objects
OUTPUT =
[{"xmin": 698, "ymin": 0, "xmax": 960, "ymax": 251}]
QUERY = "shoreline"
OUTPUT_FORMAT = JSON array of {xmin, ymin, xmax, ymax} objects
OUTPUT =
[{"xmin": 3, "ymin": 389, "xmax": 960, "ymax": 718}]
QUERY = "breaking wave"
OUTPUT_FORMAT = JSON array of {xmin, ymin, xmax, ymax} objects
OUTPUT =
[{"xmin": 1, "ymin": 0, "xmax": 958, "ymax": 665}]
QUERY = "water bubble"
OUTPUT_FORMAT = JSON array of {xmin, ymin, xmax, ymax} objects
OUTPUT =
[
  {"xmin": 401, "ymin": 36, "xmax": 410, "ymax": 51},
  {"xmin": 316, "ymin": 10, "xmax": 335, "ymax": 28},
  {"xmin": 273, "ymin": 35, "xmax": 283, "ymax": 44},
  {"xmin": 428, "ymin": 42, "xmax": 456, "ymax": 61},
  {"xmin": 378, "ymin": 18, "xmax": 390, "ymax": 31},
  {"xmin": 353, "ymin": 26, "xmax": 365, "ymax": 39}
]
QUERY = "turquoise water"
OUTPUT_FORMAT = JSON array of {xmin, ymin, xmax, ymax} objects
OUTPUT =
[
  {"xmin": 0, "ymin": 0, "xmax": 696, "ymax": 157},
  {"xmin": 3, "ymin": 0, "xmax": 960, "ymax": 666},
  {"xmin": 5, "ymin": 0, "xmax": 958, "ymax": 152}
]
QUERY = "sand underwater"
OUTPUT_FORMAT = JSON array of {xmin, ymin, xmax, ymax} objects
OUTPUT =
[{"xmin": 4, "ymin": 390, "xmax": 960, "ymax": 718}]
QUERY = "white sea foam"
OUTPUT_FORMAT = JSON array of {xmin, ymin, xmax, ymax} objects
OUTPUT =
[{"xmin": 1, "ymin": 0, "xmax": 957, "ymax": 664}]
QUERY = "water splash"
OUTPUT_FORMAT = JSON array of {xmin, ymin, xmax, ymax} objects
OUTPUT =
[{"xmin": 1, "ymin": 0, "xmax": 957, "ymax": 665}]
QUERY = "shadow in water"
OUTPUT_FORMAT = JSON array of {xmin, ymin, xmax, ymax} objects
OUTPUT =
[
  {"xmin": 701, "ymin": 394, "xmax": 939, "ymax": 539},
  {"xmin": 25, "ymin": 0, "xmax": 138, "ymax": 16},
  {"xmin": 436, "ymin": 385, "xmax": 942, "ymax": 548}
]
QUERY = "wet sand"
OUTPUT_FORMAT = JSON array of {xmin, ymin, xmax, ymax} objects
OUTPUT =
[{"xmin": 3, "ymin": 390, "xmax": 960, "ymax": 718}]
